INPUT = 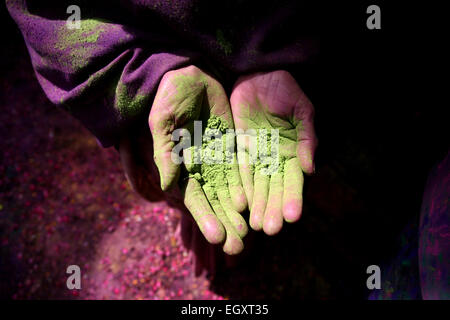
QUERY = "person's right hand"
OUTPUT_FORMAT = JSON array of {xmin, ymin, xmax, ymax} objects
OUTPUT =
[{"xmin": 149, "ymin": 65, "xmax": 248, "ymax": 255}]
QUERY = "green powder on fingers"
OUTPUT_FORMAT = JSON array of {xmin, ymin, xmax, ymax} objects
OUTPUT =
[
  {"xmin": 186, "ymin": 114, "xmax": 287, "ymax": 190},
  {"xmin": 252, "ymin": 128, "xmax": 286, "ymax": 176},
  {"xmin": 187, "ymin": 115, "xmax": 235, "ymax": 199}
]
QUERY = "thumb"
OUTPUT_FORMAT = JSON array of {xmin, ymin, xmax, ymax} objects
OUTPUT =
[
  {"xmin": 295, "ymin": 97, "xmax": 318, "ymax": 175},
  {"xmin": 148, "ymin": 66, "xmax": 207, "ymax": 190},
  {"xmin": 149, "ymin": 107, "xmax": 181, "ymax": 191},
  {"xmin": 149, "ymin": 86, "xmax": 204, "ymax": 190}
]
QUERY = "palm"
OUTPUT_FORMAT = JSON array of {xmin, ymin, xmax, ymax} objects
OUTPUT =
[
  {"xmin": 149, "ymin": 66, "xmax": 248, "ymax": 255},
  {"xmin": 230, "ymin": 70, "xmax": 317, "ymax": 235}
]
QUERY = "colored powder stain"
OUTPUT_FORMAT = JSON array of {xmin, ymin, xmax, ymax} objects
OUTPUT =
[
  {"xmin": 216, "ymin": 29, "xmax": 233, "ymax": 55},
  {"xmin": 165, "ymin": 72, "xmax": 227, "ymax": 122},
  {"xmin": 253, "ymin": 129, "xmax": 285, "ymax": 175},
  {"xmin": 170, "ymin": 74, "xmax": 206, "ymax": 120},
  {"xmin": 115, "ymin": 82, "xmax": 148, "ymax": 118},
  {"xmin": 56, "ymin": 19, "xmax": 106, "ymax": 50},
  {"xmin": 54, "ymin": 19, "xmax": 108, "ymax": 71},
  {"xmin": 237, "ymin": 101, "xmax": 301, "ymax": 176},
  {"xmin": 187, "ymin": 115, "xmax": 234, "ymax": 200}
]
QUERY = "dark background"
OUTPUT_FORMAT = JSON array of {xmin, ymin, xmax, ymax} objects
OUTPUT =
[{"xmin": 0, "ymin": 1, "xmax": 447, "ymax": 299}]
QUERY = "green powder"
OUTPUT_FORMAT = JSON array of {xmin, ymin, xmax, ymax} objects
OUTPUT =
[
  {"xmin": 216, "ymin": 29, "xmax": 233, "ymax": 56},
  {"xmin": 167, "ymin": 73, "xmax": 207, "ymax": 122},
  {"xmin": 251, "ymin": 128, "xmax": 286, "ymax": 175},
  {"xmin": 54, "ymin": 19, "xmax": 111, "ymax": 71},
  {"xmin": 115, "ymin": 81, "xmax": 148, "ymax": 118},
  {"xmin": 186, "ymin": 114, "xmax": 286, "ymax": 200},
  {"xmin": 56, "ymin": 19, "xmax": 106, "ymax": 50},
  {"xmin": 236, "ymin": 101, "xmax": 299, "ymax": 176},
  {"xmin": 187, "ymin": 115, "xmax": 234, "ymax": 199}
]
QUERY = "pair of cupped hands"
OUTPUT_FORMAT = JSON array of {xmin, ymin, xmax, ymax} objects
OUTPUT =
[{"xmin": 119, "ymin": 66, "xmax": 317, "ymax": 256}]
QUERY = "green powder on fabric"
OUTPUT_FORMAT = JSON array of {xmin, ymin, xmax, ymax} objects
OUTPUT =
[
  {"xmin": 216, "ymin": 29, "xmax": 233, "ymax": 56},
  {"xmin": 115, "ymin": 81, "xmax": 148, "ymax": 118},
  {"xmin": 54, "ymin": 19, "xmax": 109, "ymax": 71},
  {"xmin": 56, "ymin": 19, "xmax": 106, "ymax": 50}
]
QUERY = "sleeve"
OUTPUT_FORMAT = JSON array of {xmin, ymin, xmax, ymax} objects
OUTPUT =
[{"xmin": 6, "ymin": 0, "xmax": 198, "ymax": 147}]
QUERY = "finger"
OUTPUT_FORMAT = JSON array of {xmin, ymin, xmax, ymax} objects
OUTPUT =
[
  {"xmin": 249, "ymin": 168, "xmax": 270, "ymax": 231},
  {"xmin": 227, "ymin": 153, "xmax": 248, "ymax": 213},
  {"xmin": 237, "ymin": 148, "xmax": 254, "ymax": 209},
  {"xmin": 294, "ymin": 96, "xmax": 318, "ymax": 175},
  {"xmin": 216, "ymin": 186, "xmax": 248, "ymax": 239},
  {"xmin": 263, "ymin": 171, "xmax": 284, "ymax": 235},
  {"xmin": 203, "ymin": 186, "xmax": 244, "ymax": 255},
  {"xmin": 232, "ymin": 94, "xmax": 255, "ymax": 209},
  {"xmin": 283, "ymin": 157, "xmax": 304, "ymax": 223},
  {"xmin": 182, "ymin": 178, "xmax": 225, "ymax": 244},
  {"xmin": 211, "ymin": 200, "xmax": 244, "ymax": 255}
]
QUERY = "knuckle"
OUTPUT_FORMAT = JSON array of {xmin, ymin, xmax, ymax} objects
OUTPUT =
[
  {"xmin": 161, "ymin": 69, "xmax": 177, "ymax": 82},
  {"xmin": 273, "ymin": 69, "xmax": 292, "ymax": 79},
  {"xmin": 183, "ymin": 65, "xmax": 201, "ymax": 75}
]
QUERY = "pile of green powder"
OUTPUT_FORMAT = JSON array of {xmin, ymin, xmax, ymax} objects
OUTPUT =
[
  {"xmin": 252, "ymin": 129, "xmax": 286, "ymax": 176},
  {"xmin": 187, "ymin": 115, "xmax": 234, "ymax": 200},
  {"xmin": 187, "ymin": 116, "xmax": 286, "ymax": 200}
]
